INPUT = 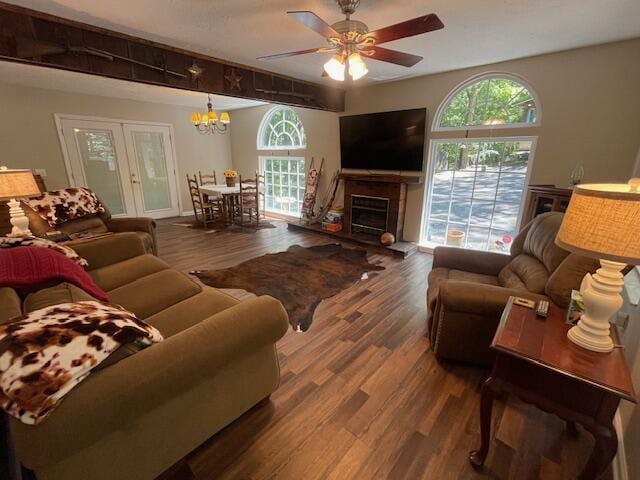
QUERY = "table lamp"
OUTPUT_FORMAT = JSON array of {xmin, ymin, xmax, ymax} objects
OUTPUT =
[
  {"xmin": 0, "ymin": 166, "xmax": 40, "ymax": 237},
  {"xmin": 555, "ymin": 179, "xmax": 640, "ymax": 352}
]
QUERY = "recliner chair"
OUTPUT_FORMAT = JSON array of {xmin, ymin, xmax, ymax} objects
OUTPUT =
[{"xmin": 426, "ymin": 212, "xmax": 600, "ymax": 366}]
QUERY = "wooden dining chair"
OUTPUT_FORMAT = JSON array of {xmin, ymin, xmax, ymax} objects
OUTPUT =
[
  {"xmin": 187, "ymin": 174, "xmax": 220, "ymax": 229},
  {"xmin": 236, "ymin": 171, "xmax": 265, "ymax": 226},
  {"xmin": 197, "ymin": 170, "xmax": 225, "ymax": 214},
  {"xmin": 198, "ymin": 170, "xmax": 218, "ymax": 185}
]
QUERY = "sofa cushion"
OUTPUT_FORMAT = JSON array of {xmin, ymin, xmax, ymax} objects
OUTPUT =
[
  {"xmin": 108, "ymin": 269, "xmax": 202, "ymax": 319},
  {"xmin": 499, "ymin": 254, "xmax": 549, "ymax": 294},
  {"xmin": 427, "ymin": 267, "xmax": 499, "ymax": 313},
  {"xmin": 59, "ymin": 215, "xmax": 109, "ymax": 235},
  {"xmin": 24, "ymin": 283, "xmax": 96, "ymax": 313},
  {"xmin": 522, "ymin": 212, "xmax": 569, "ymax": 273},
  {"xmin": 0, "ymin": 288, "xmax": 21, "ymax": 325},
  {"xmin": 91, "ymin": 254, "xmax": 168, "ymax": 292},
  {"xmin": 146, "ymin": 287, "xmax": 239, "ymax": 337}
]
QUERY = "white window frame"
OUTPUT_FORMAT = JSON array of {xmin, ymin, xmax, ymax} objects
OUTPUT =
[
  {"xmin": 420, "ymin": 136, "xmax": 538, "ymax": 251},
  {"xmin": 432, "ymin": 71, "xmax": 542, "ymax": 132},
  {"xmin": 259, "ymin": 155, "xmax": 306, "ymax": 218},
  {"xmin": 257, "ymin": 106, "xmax": 307, "ymax": 151}
]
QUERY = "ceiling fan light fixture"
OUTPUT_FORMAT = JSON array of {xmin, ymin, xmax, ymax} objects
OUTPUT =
[
  {"xmin": 348, "ymin": 51, "xmax": 368, "ymax": 80},
  {"xmin": 324, "ymin": 53, "xmax": 346, "ymax": 81}
]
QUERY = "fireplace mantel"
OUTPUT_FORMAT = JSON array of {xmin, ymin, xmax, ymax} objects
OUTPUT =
[{"xmin": 339, "ymin": 173, "xmax": 423, "ymax": 184}]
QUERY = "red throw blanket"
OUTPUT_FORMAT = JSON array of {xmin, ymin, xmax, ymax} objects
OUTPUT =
[{"xmin": 0, "ymin": 247, "xmax": 108, "ymax": 301}]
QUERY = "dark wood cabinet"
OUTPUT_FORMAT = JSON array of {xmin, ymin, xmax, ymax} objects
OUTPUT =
[{"xmin": 522, "ymin": 185, "xmax": 573, "ymax": 226}]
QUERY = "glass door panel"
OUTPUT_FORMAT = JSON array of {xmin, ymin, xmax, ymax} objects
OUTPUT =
[
  {"xmin": 74, "ymin": 129, "xmax": 127, "ymax": 215},
  {"xmin": 60, "ymin": 119, "xmax": 135, "ymax": 217},
  {"xmin": 123, "ymin": 124, "xmax": 179, "ymax": 218},
  {"xmin": 132, "ymin": 132, "xmax": 171, "ymax": 210}
]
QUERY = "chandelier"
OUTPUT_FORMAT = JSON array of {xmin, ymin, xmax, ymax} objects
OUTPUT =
[{"xmin": 191, "ymin": 95, "xmax": 230, "ymax": 134}]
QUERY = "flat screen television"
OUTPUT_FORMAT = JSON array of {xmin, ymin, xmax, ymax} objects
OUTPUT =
[{"xmin": 339, "ymin": 108, "xmax": 427, "ymax": 171}]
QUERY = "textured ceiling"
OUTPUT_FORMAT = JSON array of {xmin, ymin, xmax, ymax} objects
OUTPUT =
[
  {"xmin": 0, "ymin": 61, "xmax": 267, "ymax": 109},
  {"xmin": 4, "ymin": 0, "xmax": 640, "ymax": 87}
]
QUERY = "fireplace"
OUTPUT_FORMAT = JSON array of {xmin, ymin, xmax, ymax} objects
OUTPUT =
[
  {"xmin": 341, "ymin": 173, "xmax": 422, "ymax": 241},
  {"xmin": 351, "ymin": 195, "xmax": 389, "ymax": 235}
]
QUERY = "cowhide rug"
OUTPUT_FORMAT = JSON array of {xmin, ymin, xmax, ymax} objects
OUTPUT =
[
  {"xmin": 191, "ymin": 243, "xmax": 384, "ymax": 331},
  {"xmin": 172, "ymin": 219, "xmax": 276, "ymax": 233}
]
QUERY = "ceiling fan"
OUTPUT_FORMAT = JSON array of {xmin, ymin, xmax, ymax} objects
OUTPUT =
[{"xmin": 257, "ymin": 0, "xmax": 444, "ymax": 82}]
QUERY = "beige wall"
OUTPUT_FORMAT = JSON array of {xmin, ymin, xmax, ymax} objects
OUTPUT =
[
  {"xmin": 229, "ymin": 38, "xmax": 640, "ymax": 241},
  {"xmin": 0, "ymin": 82, "xmax": 232, "ymax": 214},
  {"xmin": 345, "ymin": 37, "xmax": 640, "ymax": 241},
  {"xmin": 230, "ymin": 103, "xmax": 343, "ymax": 215}
]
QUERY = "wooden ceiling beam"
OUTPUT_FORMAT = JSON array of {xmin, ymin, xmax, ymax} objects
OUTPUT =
[{"xmin": 0, "ymin": 2, "xmax": 346, "ymax": 111}]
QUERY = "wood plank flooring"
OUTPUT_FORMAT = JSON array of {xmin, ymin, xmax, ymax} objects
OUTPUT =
[{"xmin": 155, "ymin": 218, "xmax": 609, "ymax": 480}]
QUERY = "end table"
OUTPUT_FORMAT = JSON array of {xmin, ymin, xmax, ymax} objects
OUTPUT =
[{"xmin": 469, "ymin": 297, "xmax": 636, "ymax": 479}]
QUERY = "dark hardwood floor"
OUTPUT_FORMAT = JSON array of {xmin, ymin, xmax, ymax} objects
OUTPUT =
[{"xmin": 155, "ymin": 218, "xmax": 608, "ymax": 480}]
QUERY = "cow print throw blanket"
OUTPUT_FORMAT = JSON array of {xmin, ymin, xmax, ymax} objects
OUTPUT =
[
  {"xmin": 26, "ymin": 187, "xmax": 105, "ymax": 227},
  {"xmin": 0, "ymin": 301, "xmax": 163, "ymax": 425}
]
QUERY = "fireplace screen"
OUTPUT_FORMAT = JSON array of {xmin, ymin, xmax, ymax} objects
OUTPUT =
[{"xmin": 351, "ymin": 195, "xmax": 389, "ymax": 235}]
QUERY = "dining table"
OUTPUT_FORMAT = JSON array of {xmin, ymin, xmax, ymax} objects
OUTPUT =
[
  {"xmin": 200, "ymin": 182, "xmax": 265, "ymax": 225},
  {"xmin": 199, "ymin": 183, "xmax": 241, "ymax": 224}
]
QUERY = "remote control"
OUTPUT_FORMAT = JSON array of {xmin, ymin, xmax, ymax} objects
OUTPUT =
[{"xmin": 535, "ymin": 300, "xmax": 549, "ymax": 318}]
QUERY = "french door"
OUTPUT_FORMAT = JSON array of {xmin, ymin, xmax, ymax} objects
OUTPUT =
[{"xmin": 58, "ymin": 117, "xmax": 180, "ymax": 218}]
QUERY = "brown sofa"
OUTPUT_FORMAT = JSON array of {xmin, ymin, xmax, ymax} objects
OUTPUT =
[
  {"xmin": 426, "ymin": 212, "xmax": 600, "ymax": 366},
  {"xmin": 17, "ymin": 199, "xmax": 158, "ymax": 255},
  {"xmin": 1, "ymin": 233, "xmax": 289, "ymax": 480}
]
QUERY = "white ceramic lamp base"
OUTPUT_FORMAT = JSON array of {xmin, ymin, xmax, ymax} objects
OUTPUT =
[
  {"xmin": 7, "ymin": 197, "xmax": 32, "ymax": 238},
  {"xmin": 567, "ymin": 259, "xmax": 626, "ymax": 353}
]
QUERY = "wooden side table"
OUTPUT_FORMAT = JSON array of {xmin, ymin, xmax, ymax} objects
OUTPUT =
[{"xmin": 469, "ymin": 297, "xmax": 636, "ymax": 479}]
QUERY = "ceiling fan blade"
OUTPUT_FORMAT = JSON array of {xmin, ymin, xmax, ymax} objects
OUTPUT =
[
  {"xmin": 257, "ymin": 47, "xmax": 325, "ymax": 60},
  {"xmin": 287, "ymin": 11, "xmax": 341, "ymax": 39},
  {"xmin": 367, "ymin": 14, "xmax": 444, "ymax": 45},
  {"xmin": 362, "ymin": 46, "xmax": 423, "ymax": 67}
]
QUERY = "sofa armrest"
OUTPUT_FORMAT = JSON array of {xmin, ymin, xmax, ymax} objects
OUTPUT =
[
  {"xmin": 66, "ymin": 232, "xmax": 147, "ymax": 271},
  {"xmin": 12, "ymin": 295, "xmax": 289, "ymax": 468},
  {"xmin": 106, "ymin": 217, "xmax": 157, "ymax": 254},
  {"xmin": 440, "ymin": 281, "xmax": 546, "ymax": 316},
  {"xmin": 432, "ymin": 246, "xmax": 512, "ymax": 276},
  {"xmin": 431, "ymin": 281, "xmax": 547, "ymax": 366}
]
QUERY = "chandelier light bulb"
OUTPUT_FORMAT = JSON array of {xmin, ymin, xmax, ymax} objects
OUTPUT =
[
  {"xmin": 324, "ymin": 54, "xmax": 345, "ymax": 81},
  {"xmin": 348, "ymin": 52, "xmax": 368, "ymax": 81}
]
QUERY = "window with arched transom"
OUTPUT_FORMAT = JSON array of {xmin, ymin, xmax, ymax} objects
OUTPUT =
[
  {"xmin": 435, "ymin": 74, "xmax": 539, "ymax": 130},
  {"xmin": 257, "ymin": 107, "xmax": 307, "ymax": 217},
  {"xmin": 258, "ymin": 106, "xmax": 307, "ymax": 150},
  {"xmin": 423, "ymin": 73, "xmax": 540, "ymax": 252}
]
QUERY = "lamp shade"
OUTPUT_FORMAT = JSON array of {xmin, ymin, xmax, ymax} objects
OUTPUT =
[
  {"xmin": 0, "ymin": 168, "xmax": 40, "ymax": 201},
  {"xmin": 555, "ymin": 182, "xmax": 640, "ymax": 264}
]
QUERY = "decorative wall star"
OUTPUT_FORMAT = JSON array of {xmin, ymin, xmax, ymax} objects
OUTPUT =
[{"xmin": 224, "ymin": 68, "xmax": 243, "ymax": 91}]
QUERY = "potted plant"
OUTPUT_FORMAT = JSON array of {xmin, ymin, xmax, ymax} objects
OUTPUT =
[{"xmin": 224, "ymin": 169, "xmax": 238, "ymax": 187}]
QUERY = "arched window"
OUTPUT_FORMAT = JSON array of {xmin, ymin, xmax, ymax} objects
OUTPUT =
[
  {"xmin": 258, "ymin": 106, "xmax": 306, "ymax": 150},
  {"xmin": 422, "ymin": 73, "xmax": 540, "ymax": 252},
  {"xmin": 435, "ymin": 73, "xmax": 540, "ymax": 130}
]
